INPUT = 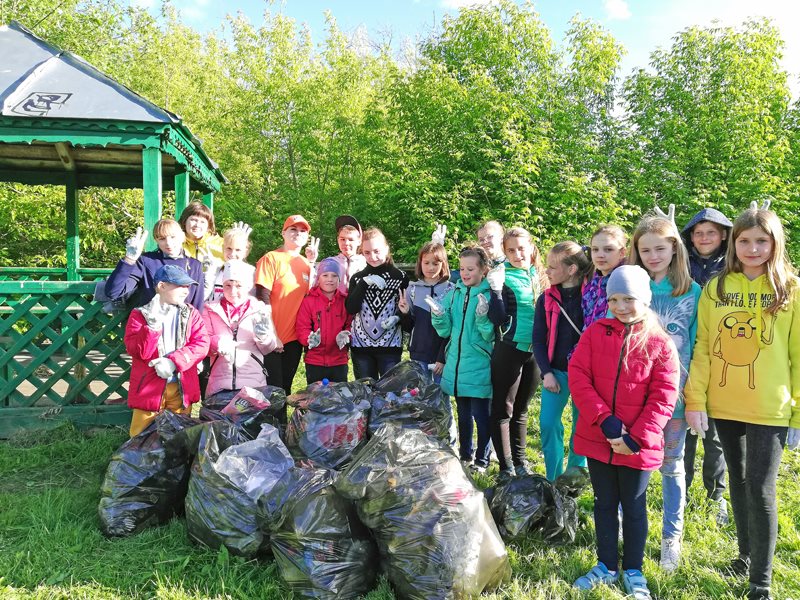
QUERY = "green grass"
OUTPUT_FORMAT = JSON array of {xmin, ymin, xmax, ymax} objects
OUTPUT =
[{"xmin": 1, "ymin": 382, "xmax": 799, "ymax": 599}]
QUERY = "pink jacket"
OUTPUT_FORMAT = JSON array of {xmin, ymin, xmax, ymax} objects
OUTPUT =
[
  {"xmin": 296, "ymin": 287, "xmax": 352, "ymax": 367},
  {"xmin": 125, "ymin": 305, "xmax": 209, "ymax": 412},
  {"xmin": 202, "ymin": 299, "xmax": 279, "ymax": 397},
  {"xmin": 568, "ymin": 317, "xmax": 679, "ymax": 471}
]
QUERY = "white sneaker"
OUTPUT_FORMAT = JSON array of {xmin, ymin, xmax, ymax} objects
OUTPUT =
[{"xmin": 660, "ymin": 537, "xmax": 682, "ymax": 572}]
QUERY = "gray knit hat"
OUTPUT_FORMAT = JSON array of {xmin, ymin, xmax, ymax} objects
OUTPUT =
[{"xmin": 607, "ymin": 265, "xmax": 652, "ymax": 306}]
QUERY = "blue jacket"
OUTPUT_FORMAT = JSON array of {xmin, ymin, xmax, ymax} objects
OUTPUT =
[
  {"xmin": 431, "ymin": 279, "xmax": 494, "ymax": 398},
  {"xmin": 401, "ymin": 279, "xmax": 454, "ymax": 364},
  {"xmin": 681, "ymin": 208, "xmax": 733, "ymax": 287}
]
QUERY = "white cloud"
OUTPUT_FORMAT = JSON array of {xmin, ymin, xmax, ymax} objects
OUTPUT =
[
  {"xmin": 604, "ymin": 0, "xmax": 632, "ymax": 21},
  {"xmin": 440, "ymin": 0, "xmax": 499, "ymax": 9}
]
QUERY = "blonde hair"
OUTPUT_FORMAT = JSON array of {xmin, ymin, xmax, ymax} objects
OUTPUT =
[
  {"xmin": 549, "ymin": 241, "xmax": 593, "ymax": 285},
  {"xmin": 716, "ymin": 207, "xmax": 798, "ymax": 314},
  {"xmin": 416, "ymin": 242, "xmax": 450, "ymax": 281},
  {"xmin": 629, "ymin": 216, "xmax": 691, "ymax": 296},
  {"xmin": 589, "ymin": 225, "xmax": 628, "ymax": 277},
  {"xmin": 152, "ymin": 219, "xmax": 183, "ymax": 240},
  {"xmin": 620, "ymin": 309, "xmax": 672, "ymax": 372},
  {"xmin": 362, "ymin": 227, "xmax": 393, "ymax": 266},
  {"xmin": 503, "ymin": 227, "xmax": 549, "ymax": 290},
  {"xmin": 223, "ymin": 228, "xmax": 252, "ymax": 257},
  {"xmin": 476, "ymin": 220, "xmax": 505, "ymax": 236}
]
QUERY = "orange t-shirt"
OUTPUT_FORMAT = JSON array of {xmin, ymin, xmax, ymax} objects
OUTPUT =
[{"xmin": 254, "ymin": 249, "xmax": 311, "ymax": 343}]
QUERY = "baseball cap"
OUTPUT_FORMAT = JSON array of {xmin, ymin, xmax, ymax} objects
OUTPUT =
[
  {"xmin": 282, "ymin": 215, "xmax": 310, "ymax": 232},
  {"xmin": 154, "ymin": 264, "xmax": 198, "ymax": 286},
  {"xmin": 334, "ymin": 214, "xmax": 362, "ymax": 236}
]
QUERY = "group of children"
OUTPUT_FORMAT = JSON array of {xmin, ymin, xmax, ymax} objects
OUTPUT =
[{"xmin": 112, "ymin": 200, "xmax": 799, "ymax": 600}]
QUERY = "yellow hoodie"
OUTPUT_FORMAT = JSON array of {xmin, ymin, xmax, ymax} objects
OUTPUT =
[
  {"xmin": 183, "ymin": 232, "xmax": 224, "ymax": 263},
  {"xmin": 685, "ymin": 272, "xmax": 800, "ymax": 428}
]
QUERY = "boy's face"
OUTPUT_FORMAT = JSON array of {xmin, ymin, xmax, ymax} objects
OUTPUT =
[
  {"xmin": 318, "ymin": 271, "xmax": 340, "ymax": 293},
  {"xmin": 156, "ymin": 228, "xmax": 185, "ymax": 257},
  {"xmin": 158, "ymin": 282, "xmax": 190, "ymax": 306},
  {"xmin": 690, "ymin": 221, "xmax": 726, "ymax": 257},
  {"xmin": 337, "ymin": 229, "xmax": 361, "ymax": 258}
]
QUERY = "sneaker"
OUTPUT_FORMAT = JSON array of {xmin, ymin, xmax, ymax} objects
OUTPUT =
[
  {"xmin": 660, "ymin": 537, "xmax": 681, "ymax": 572},
  {"xmin": 470, "ymin": 463, "xmax": 487, "ymax": 474},
  {"xmin": 515, "ymin": 463, "xmax": 533, "ymax": 477},
  {"xmin": 715, "ymin": 499, "xmax": 729, "ymax": 527},
  {"xmin": 460, "ymin": 459, "xmax": 473, "ymax": 470},
  {"xmin": 573, "ymin": 563, "xmax": 618, "ymax": 590},
  {"xmin": 622, "ymin": 569, "xmax": 652, "ymax": 600},
  {"xmin": 727, "ymin": 553, "xmax": 750, "ymax": 577},
  {"xmin": 747, "ymin": 584, "xmax": 773, "ymax": 600}
]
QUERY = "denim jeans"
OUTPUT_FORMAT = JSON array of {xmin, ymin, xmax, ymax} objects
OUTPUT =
[
  {"xmin": 660, "ymin": 417, "xmax": 687, "ymax": 540},
  {"xmin": 351, "ymin": 347, "xmax": 402, "ymax": 380},
  {"xmin": 715, "ymin": 419, "xmax": 787, "ymax": 589},
  {"xmin": 684, "ymin": 416, "xmax": 727, "ymax": 502},
  {"xmin": 456, "ymin": 396, "xmax": 492, "ymax": 467},
  {"xmin": 539, "ymin": 369, "xmax": 586, "ymax": 481}
]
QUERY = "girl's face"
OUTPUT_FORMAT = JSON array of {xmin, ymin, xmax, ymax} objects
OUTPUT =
[
  {"xmin": 420, "ymin": 253, "xmax": 443, "ymax": 282},
  {"xmin": 185, "ymin": 215, "xmax": 209, "ymax": 242},
  {"xmin": 545, "ymin": 252, "xmax": 575, "ymax": 286},
  {"xmin": 735, "ymin": 226, "xmax": 773, "ymax": 278},
  {"xmin": 282, "ymin": 225, "xmax": 309, "ymax": 251},
  {"xmin": 636, "ymin": 232, "xmax": 675, "ymax": 280},
  {"xmin": 158, "ymin": 282, "xmax": 190, "ymax": 306},
  {"xmin": 156, "ymin": 228, "xmax": 185, "ymax": 257},
  {"xmin": 318, "ymin": 271, "xmax": 340, "ymax": 294},
  {"xmin": 477, "ymin": 225, "xmax": 504, "ymax": 260},
  {"xmin": 337, "ymin": 230, "xmax": 361, "ymax": 258},
  {"xmin": 222, "ymin": 279, "xmax": 248, "ymax": 305},
  {"xmin": 459, "ymin": 255, "xmax": 485, "ymax": 287},
  {"xmin": 224, "ymin": 237, "xmax": 248, "ymax": 261},
  {"xmin": 504, "ymin": 236, "xmax": 533, "ymax": 269},
  {"xmin": 690, "ymin": 222, "xmax": 726, "ymax": 258},
  {"xmin": 608, "ymin": 294, "xmax": 648, "ymax": 324},
  {"xmin": 362, "ymin": 238, "xmax": 389, "ymax": 267},
  {"xmin": 590, "ymin": 233, "xmax": 626, "ymax": 275}
]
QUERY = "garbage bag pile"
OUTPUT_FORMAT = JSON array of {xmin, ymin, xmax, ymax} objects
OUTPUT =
[
  {"xmin": 200, "ymin": 385, "xmax": 286, "ymax": 439},
  {"xmin": 98, "ymin": 411, "xmax": 199, "ymax": 537},
  {"xmin": 554, "ymin": 465, "xmax": 592, "ymax": 499},
  {"xmin": 336, "ymin": 423, "xmax": 510, "ymax": 599},
  {"xmin": 285, "ymin": 380, "xmax": 371, "ymax": 470},
  {"xmin": 488, "ymin": 473, "xmax": 578, "ymax": 544},
  {"xmin": 258, "ymin": 467, "xmax": 378, "ymax": 600},
  {"xmin": 185, "ymin": 421, "xmax": 294, "ymax": 557}
]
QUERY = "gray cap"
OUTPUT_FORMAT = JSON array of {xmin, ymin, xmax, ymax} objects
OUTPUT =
[{"xmin": 606, "ymin": 265, "xmax": 652, "ymax": 306}]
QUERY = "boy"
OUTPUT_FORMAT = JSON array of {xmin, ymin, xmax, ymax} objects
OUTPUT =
[
  {"xmin": 327, "ymin": 214, "xmax": 366, "ymax": 295},
  {"xmin": 125, "ymin": 265, "xmax": 210, "ymax": 437}
]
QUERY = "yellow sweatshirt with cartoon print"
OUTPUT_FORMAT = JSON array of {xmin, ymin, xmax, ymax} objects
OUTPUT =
[{"xmin": 685, "ymin": 272, "xmax": 800, "ymax": 428}]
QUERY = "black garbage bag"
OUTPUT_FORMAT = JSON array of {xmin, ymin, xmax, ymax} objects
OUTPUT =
[
  {"xmin": 488, "ymin": 474, "xmax": 579, "ymax": 544},
  {"xmin": 203, "ymin": 385, "xmax": 287, "ymax": 415},
  {"xmin": 285, "ymin": 380, "xmax": 371, "ymax": 470},
  {"xmin": 185, "ymin": 421, "xmax": 294, "ymax": 557},
  {"xmin": 335, "ymin": 423, "xmax": 510, "ymax": 599},
  {"xmin": 98, "ymin": 411, "xmax": 199, "ymax": 537},
  {"xmin": 554, "ymin": 465, "xmax": 591, "ymax": 498},
  {"xmin": 201, "ymin": 386, "xmax": 287, "ymax": 440},
  {"xmin": 259, "ymin": 467, "xmax": 378, "ymax": 599}
]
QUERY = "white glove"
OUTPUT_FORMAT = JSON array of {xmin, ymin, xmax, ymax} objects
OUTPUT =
[
  {"xmin": 363, "ymin": 274, "xmax": 387, "ymax": 289},
  {"xmin": 125, "ymin": 227, "xmax": 148, "ymax": 262},
  {"xmin": 148, "ymin": 357, "xmax": 176, "ymax": 380},
  {"xmin": 253, "ymin": 314, "xmax": 274, "ymax": 342},
  {"xmin": 307, "ymin": 329, "xmax": 321, "ymax": 349},
  {"xmin": 431, "ymin": 223, "xmax": 447, "ymax": 246},
  {"xmin": 787, "ymin": 427, "xmax": 800, "ymax": 451},
  {"xmin": 685, "ymin": 411, "xmax": 709, "ymax": 439},
  {"xmin": 336, "ymin": 330, "xmax": 351, "ymax": 349},
  {"xmin": 305, "ymin": 236, "xmax": 320, "ymax": 263},
  {"xmin": 231, "ymin": 221, "xmax": 253, "ymax": 237},
  {"xmin": 654, "ymin": 203, "xmax": 676, "ymax": 224},
  {"xmin": 424, "ymin": 295, "xmax": 444, "ymax": 316},
  {"xmin": 381, "ymin": 315, "xmax": 400, "ymax": 330},
  {"xmin": 475, "ymin": 294, "xmax": 489, "ymax": 316},
  {"xmin": 216, "ymin": 336, "xmax": 236, "ymax": 361},
  {"xmin": 486, "ymin": 264, "xmax": 505, "ymax": 292},
  {"xmin": 142, "ymin": 293, "xmax": 171, "ymax": 329}
]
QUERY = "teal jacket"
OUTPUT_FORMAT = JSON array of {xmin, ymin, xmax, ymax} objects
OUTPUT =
[
  {"xmin": 488, "ymin": 263, "xmax": 539, "ymax": 352},
  {"xmin": 431, "ymin": 279, "xmax": 495, "ymax": 398}
]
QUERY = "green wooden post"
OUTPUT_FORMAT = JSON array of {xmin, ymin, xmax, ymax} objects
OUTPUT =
[
  {"xmin": 202, "ymin": 191, "xmax": 214, "ymax": 212},
  {"xmin": 65, "ymin": 173, "xmax": 80, "ymax": 281},
  {"xmin": 142, "ymin": 147, "xmax": 163, "ymax": 251},
  {"xmin": 174, "ymin": 169, "xmax": 190, "ymax": 218}
]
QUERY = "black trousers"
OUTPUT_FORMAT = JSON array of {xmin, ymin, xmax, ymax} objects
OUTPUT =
[
  {"xmin": 350, "ymin": 347, "xmax": 401, "ymax": 381},
  {"xmin": 263, "ymin": 340, "xmax": 303, "ymax": 422},
  {"xmin": 684, "ymin": 416, "xmax": 727, "ymax": 501},
  {"xmin": 305, "ymin": 363, "xmax": 348, "ymax": 385}
]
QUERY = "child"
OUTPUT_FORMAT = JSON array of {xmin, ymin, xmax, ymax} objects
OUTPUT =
[
  {"xmin": 327, "ymin": 215, "xmax": 367, "ymax": 295},
  {"xmin": 430, "ymin": 246, "xmax": 495, "ymax": 471},
  {"xmin": 178, "ymin": 202, "xmax": 224, "ymax": 262},
  {"xmin": 685, "ymin": 203, "xmax": 800, "ymax": 600},
  {"xmin": 629, "ymin": 213, "xmax": 702, "ymax": 572},
  {"xmin": 345, "ymin": 228, "xmax": 409, "ymax": 379},
  {"xmin": 124, "ymin": 265, "xmax": 210, "ymax": 437},
  {"xmin": 680, "ymin": 207, "xmax": 733, "ymax": 525},
  {"xmin": 583, "ymin": 225, "xmax": 628, "ymax": 329},
  {"xmin": 398, "ymin": 241, "xmax": 454, "ymax": 382},
  {"xmin": 202, "ymin": 260, "xmax": 278, "ymax": 400},
  {"xmin": 208, "ymin": 227, "xmax": 256, "ymax": 301},
  {"xmin": 106, "ymin": 219, "xmax": 205, "ymax": 310},
  {"xmin": 570, "ymin": 265, "xmax": 679, "ymax": 600},
  {"xmin": 296, "ymin": 258, "xmax": 353, "ymax": 384},
  {"xmin": 477, "ymin": 220, "xmax": 507, "ymax": 268},
  {"xmin": 532, "ymin": 241, "xmax": 592, "ymax": 481},
  {"xmin": 487, "ymin": 227, "xmax": 547, "ymax": 477}
]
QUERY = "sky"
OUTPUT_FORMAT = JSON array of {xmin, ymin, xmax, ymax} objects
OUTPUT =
[{"xmin": 129, "ymin": 0, "xmax": 800, "ymax": 96}]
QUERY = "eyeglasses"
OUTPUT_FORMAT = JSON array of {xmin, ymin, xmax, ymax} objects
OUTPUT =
[{"xmin": 478, "ymin": 234, "xmax": 497, "ymax": 243}]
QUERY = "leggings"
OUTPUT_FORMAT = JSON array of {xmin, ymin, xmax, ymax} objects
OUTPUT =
[{"xmin": 263, "ymin": 340, "xmax": 303, "ymax": 422}]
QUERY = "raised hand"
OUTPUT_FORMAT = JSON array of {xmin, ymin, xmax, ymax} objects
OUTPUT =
[
  {"xmin": 486, "ymin": 264, "xmax": 505, "ymax": 292},
  {"xmin": 654, "ymin": 203, "xmax": 676, "ymax": 224},
  {"xmin": 305, "ymin": 236, "xmax": 320, "ymax": 263},
  {"xmin": 431, "ymin": 223, "xmax": 447, "ymax": 246},
  {"xmin": 231, "ymin": 221, "xmax": 253, "ymax": 237},
  {"xmin": 397, "ymin": 289, "xmax": 410, "ymax": 314},
  {"xmin": 125, "ymin": 227, "xmax": 148, "ymax": 262}
]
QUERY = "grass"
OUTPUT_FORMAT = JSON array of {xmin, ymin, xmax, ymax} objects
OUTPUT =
[{"xmin": 1, "ymin": 366, "xmax": 799, "ymax": 599}]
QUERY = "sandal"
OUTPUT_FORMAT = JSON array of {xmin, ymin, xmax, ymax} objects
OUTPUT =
[
  {"xmin": 573, "ymin": 563, "xmax": 618, "ymax": 590},
  {"xmin": 622, "ymin": 569, "xmax": 652, "ymax": 599}
]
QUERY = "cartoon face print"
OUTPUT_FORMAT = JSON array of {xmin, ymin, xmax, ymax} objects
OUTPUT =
[{"xmin": 713, "ymin": 310, "xmax": 775, "ymax": 389}]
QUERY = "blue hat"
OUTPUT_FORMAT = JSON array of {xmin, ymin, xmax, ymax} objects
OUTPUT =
[
  {"xmin": 154, "ymin": 264, "xmax": 197, "ymax": 286},
  {"xmin": 607, "ymin": 265, "xmax": 652, "ymax": 306}
]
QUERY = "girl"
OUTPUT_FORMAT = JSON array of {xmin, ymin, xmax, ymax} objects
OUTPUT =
[
  {"xmin": 208, "ymin": 227, "xmax": 255, "ymax": 301},
  {"xmin": 487, "ymin": 227, "xmax": 548, "ymax": 477},
  {"xmin": 629, "ymin": 214, "xmax": 701, "ymax": 572},
  {"xmin": 532, "ymin": 241, "xmax": 592, "ymax": 481},
  {"xmin": 583, "ymin": 225, "xmax": 628, "ymax": 329},
  {"xmin": 430, "ymin": 246, "xmax": 495, "ymax": 471},
  {"xmin": 345, "ymin": 228, "xmax": 409, "ymax": 379},
  {"xmin": 202, "ymin": 260, "xmax": 278, "ymax": 399},
  {"xmin": 398, "ymin": 241, "xmax": 454, "ymax": 382},
  {"xmin": 570, "ymin": 265, "xmax": 679, "ymax": 600},
  {"xmin": 327, "ymin": 214, "xmax": 367, "ymax": 295},
  {"xmin": 178, "ymin": 202, "xmax": 224, "ymax": 262},
  {"xmin": 685, "ymin": 203, "xmax": 800, "ymax": 600}
]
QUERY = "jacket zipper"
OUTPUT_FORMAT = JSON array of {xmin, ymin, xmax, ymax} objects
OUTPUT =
[
  {"xmin": 453, "ymin": 287, "xmax": 471, "ymax": 396},
  {"xmin": 231, "ymin": 324, "xmax": 239, "ymax": 390},
  {"xmin": 608, "ymin": 324, "xmax": 631, "ymax": 463}
]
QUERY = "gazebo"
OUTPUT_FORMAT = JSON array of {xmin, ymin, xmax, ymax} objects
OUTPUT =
[{"xmin": 0, "ymin": 21, "xmax": 225, "ymax": 436}]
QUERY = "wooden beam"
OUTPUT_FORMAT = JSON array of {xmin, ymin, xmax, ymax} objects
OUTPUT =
[
  {"xmin": 65, "ymin": 173, "xmax": 80, "ymax": 281},
  {"xmin": 54, "ymin": 142, "xmax": 76, "ymax": 171},
  {"xmin": 174, "ymin": 169, "xmax": 190, "ymax": 217},
  {"xmin": 142, "ymin": 147, "xmax": 162, "ymax": 251}
]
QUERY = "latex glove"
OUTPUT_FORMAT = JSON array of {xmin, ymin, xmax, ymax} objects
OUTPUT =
[
  {"xmin": 432, "ymin": 361, "xmax": 444, "ymax": 376},
  {"xmin": 475, "ymin": 294, "xmax": 489, "ymax": 316},
  {"xmin": 142, "ymin": 293, "xmax": 171, "ymax": 329},
  {"xmin": 486, "ymin": 264, "xmax": 505, "ymax": 292},
  {"xmin": 305, "ymin": 236, "xmax": 320, "ymax": 263},
  {"xmin": 424, "ymin": 295, "xmax": 444, "ymax": 316},
  {"xmin": 231, "ymin": 221, "xmax": 253, "ymax": 237},
  {"xmin": 431, "ymin": 223, "xmax": 447, "ymax": 246},
  {"xmin": 336, "ymin": 330, "xmax": 351, "ymax": 349},
  {"xmin": 307, "ymin": 329, "xmax": 321, "ymax": 349},
  {"xmin": 381, "ymin": 315, "xmax": 400, "ymax": 329},
  {"xmin": 216, "ymin": 336, "xmax": 236, "ymax": 361},
  {"xmin": 148, "ymin": 357, "xmax": 175, "ymax": 380},
  {"xmin": 363, "ymin": 274, "xmax": 387, "ymax": 289},
  {"xmin": 787, "ymin": 427, "xmax": 800, "ymax": 451},
  {"xmin": 125, "ymin": 227, "xmax": 148, "ymax": 262},
  {"xmin": 685, "ymin": 411, "xmax": 709, "ymax": 439},
  {"xmin": 654, "ymin": 203, "xmax": 676, "ymax": 224},
  {"xmin": 253, "ymin": 314, "xmax": 274, "ymax": 342}
]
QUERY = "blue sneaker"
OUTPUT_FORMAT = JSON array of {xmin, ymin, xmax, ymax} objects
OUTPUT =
[
  {"xmin": 622, "ymin": 569, "xmax": 652, "ymax": 599},
  {"xmin": 573, "ymin": 563, "xmax": 618, "ymax": 590}
]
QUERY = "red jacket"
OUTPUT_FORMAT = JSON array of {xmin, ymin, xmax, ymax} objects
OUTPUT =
[
  {"xmin": 124, "ymin": 305, "xmax": 210, "ymax": 412},
  {"xmin": 568, "ymin": 317, "xmax": 679, "ymax": 471},
  {"xmin": 296, "ymin": 287, "xmax": 352, "ymax": 367}
]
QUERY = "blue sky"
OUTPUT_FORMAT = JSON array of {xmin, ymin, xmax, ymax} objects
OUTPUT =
[{"xmin": 130, "ymin": 0, "xmax": 800, "ymax": 95}]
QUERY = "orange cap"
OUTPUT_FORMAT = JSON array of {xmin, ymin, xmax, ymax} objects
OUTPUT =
[{"xmin": 282, "ymin": 214, "xmax": 310, "ymax": 232}]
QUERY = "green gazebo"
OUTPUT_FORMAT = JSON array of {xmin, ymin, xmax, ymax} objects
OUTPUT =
[{"xmin": 0, "ymin": 21, "xmax": 225, "ymax": 436}]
